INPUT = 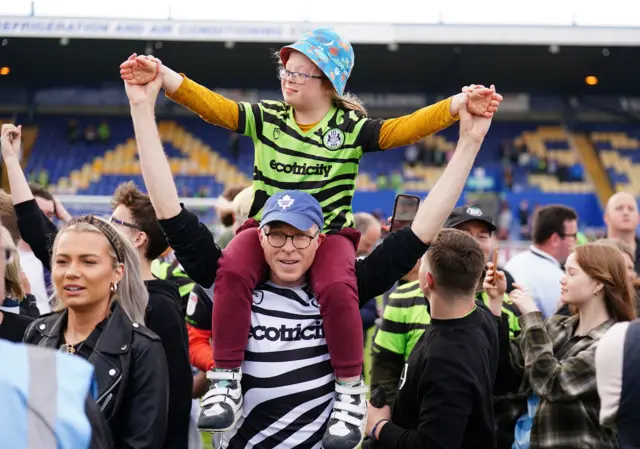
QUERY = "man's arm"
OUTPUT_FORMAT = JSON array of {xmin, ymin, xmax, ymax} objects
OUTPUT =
[
  {"xmin": 127, "ymin": 63, "xmax": 222, "ymax": 287},
  {"xmin": 377, "ymin": 356, "xmax": 474, "ymax": 449},
  {"xmin": 356, "ymin": 95, "xmax": 488, "ymax": 304}
]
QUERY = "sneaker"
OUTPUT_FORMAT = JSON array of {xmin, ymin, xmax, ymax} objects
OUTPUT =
[
  {"xmin": 197, "ymin": 367, "xmax": 243, "ymax": 432},
  {"xmin": 322, "ymin": 378, "xmax": 369, "ymax": 449}
]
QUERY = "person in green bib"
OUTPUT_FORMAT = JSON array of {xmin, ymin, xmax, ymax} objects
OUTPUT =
[{"xmin": 371, "ymin": 205, "xmax": 521, "ymax": 407}]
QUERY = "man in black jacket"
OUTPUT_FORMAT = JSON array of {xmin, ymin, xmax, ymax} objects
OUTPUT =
[
  {"xmin": 3, "ymin": 132, "xmax": 193, "ymax": 449},
  {"xmin": 125, "ymin": 67, "xmax": 498, "ymax": 446}
]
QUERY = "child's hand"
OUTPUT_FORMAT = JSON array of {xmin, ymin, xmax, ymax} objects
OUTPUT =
[
  {"xmin": 463, "ymin": 84, "xmax": 503, "ymax": 118},
  {"xmin": 120, "ymin": 53, "xmax": 159, "ymax": 86},
  {"xmin": 123, "ymin": 54, "xmax": 164, "ymax": 107}
]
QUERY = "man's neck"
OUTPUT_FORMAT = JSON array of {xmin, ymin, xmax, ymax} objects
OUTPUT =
[
  {"xmin": 402, "ymin": 272, "xmax": 420, "ymax": 283},
  {"xmin": 428, "ymin": 293, "xmax": 476, "ymax": 320},
  {"xmin": 17, "ymin": 239, "xmax": 31, "ymax": 252},
  {"xmin": 532, "ymin": 243, "xmax": 558, "ymax": 261},
  {"xmin": 575, "ymin": 297, "xmax": 610, "ymax": 336},
  {"xmin": 139, "ymin": 256, "xmax": 154, "ymax": 281},
  {"xmin": 269, "ymin": 274, "xmax": 306, "ymax": 289},
  {"xmin": 608, "ymin": 228, "xmax": 637, "ymax": 252},
  {"xmin": 65, "ymin": 302, "xmax": 110, "ymax": 345}
]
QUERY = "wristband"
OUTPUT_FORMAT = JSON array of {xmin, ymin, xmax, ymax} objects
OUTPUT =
[{"xmin": 370, "ymin": 418, "xmax": 389, "ymax": 440}]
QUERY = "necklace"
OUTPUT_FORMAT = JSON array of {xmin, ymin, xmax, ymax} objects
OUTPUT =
[{"xmin": 60, "ymin": 342, "xmax": 81, "ymax": 354}]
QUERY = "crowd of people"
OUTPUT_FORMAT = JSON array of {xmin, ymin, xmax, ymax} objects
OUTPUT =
[{"xmin": 1, "ymin": 26, "xmax": 639, "ymax": 449}]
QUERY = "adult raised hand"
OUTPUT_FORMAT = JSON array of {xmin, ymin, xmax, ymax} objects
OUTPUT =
[
  {"xmin": 123, "ymin": 54, "xmax": 164, "ymax": 107},
  {"xmin": 1, "ymin": 123, "xmax": 22, "ymax": 161},
  {"xmin": 458, "ymin": 93, "xmax": 493, "ymax": 142}
]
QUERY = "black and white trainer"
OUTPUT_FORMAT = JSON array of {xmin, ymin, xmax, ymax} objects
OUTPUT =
[
  {"xmin": 197, "ymin": 367, "xmax": 243, "ymax": 433},
  {"xmin": 322, "ymin": 378, "xmax": 369, "ymax": 449}
]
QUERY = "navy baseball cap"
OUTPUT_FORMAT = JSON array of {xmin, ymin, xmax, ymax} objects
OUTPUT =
[{"xmin": 260, "ymin": 191, "xmax": 324, "ymax": 232}]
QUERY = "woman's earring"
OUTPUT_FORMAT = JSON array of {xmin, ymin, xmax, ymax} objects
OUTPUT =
[{"xmin": 110, "ymin": 282, "xmax": 118, "ymax": 293}]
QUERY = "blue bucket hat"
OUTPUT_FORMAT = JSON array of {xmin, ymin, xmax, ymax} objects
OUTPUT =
[{"xmin": 280, "ymin": 28, "xmax": 354, "ymax": 96}]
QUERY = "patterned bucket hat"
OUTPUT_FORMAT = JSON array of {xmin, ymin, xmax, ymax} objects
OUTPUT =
[{"xmin": 280, "ymin": 28, "xmax": 354, "ymax": 96}]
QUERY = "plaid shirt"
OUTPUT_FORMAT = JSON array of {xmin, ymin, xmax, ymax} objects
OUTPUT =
[{"xmin": 495, "ymin": 312, "xmax": 618, "ymax": 449}]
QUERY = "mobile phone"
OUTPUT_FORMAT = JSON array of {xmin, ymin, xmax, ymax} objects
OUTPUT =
[
  {"xmin": 390, "ymin": 194, "xmax": 420, "ymax": 232},
  {"xmin": 491, "ymin": 248, "xmax": 499, "ymax": 285}
]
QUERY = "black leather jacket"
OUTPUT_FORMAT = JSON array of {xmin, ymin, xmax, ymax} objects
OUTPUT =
[{"xmin": 24, "ymin": 304, "xmax": 169, "ymax": 449}]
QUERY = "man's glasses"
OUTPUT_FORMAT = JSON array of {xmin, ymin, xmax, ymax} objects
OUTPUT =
[
  {"xmin": 278, "ymin": 68, "xmax": 324, "ymax": 85},
  {"xmin": 264, "ymin": 231, "xmax": 319, "ymax": 250},
  {"xmin": 109, "ymin": 216, "xmax": 142, "ymax": 231}
]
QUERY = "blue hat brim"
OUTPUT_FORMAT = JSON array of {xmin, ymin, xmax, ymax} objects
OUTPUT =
[{"xmin": 260, "ymin": 212, "xmax": 317, "ymax": 232}]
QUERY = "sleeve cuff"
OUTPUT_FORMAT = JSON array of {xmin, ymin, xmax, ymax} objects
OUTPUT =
[
  {"xmin": 14, "ymin": 198, "xmax": 41, "ymax": 217},
  {"xmin": 398, "ymin": 227, "xmax": 430, "ymax": 258},
  {"xmin": 377, "ymin": 421, "xmax": 405, "ymax": 447},
  {"xmin": 165, "ymin": 73, "xmax": 189, "ymax": 103},
  {"xmin": 519, "ymin": 311, "xmax": 545, "ymax": 332},
  {"xmin": 156, "ymin": 204, "xmax": 191, "ymax": 233}
]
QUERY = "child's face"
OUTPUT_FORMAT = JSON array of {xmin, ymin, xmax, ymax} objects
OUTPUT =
[{"xmin": 281, "ymin": 51, "xmax": 329, "ymax": 111}]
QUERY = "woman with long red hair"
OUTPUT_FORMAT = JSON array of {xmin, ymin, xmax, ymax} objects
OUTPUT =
[{"xmin": 484, "ymin": 242, "xmax": 636, "ymax": 449}]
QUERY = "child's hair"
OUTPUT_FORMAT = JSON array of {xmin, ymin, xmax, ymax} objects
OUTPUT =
[
  {"xmin": 331, "ymin": 89, "xmax": 368, "ymax": 117},
  {"xmin": 274, "ymin": 51, "xmax": 368, "ymax": 116}
]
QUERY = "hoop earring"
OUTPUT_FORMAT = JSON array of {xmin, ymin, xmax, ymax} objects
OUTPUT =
[{"xmin": 110, "ymin": 282, "xmax": 118, "ymax": 293}]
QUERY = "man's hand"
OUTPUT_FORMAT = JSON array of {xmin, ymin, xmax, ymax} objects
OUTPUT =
[
  {"xmin": 1, "ymin": 123, "xmax": 21, "ymax": 161},
  {"xmin": 54, "ymin": 196, "xmax": 73, "ymax": 223},
  {"xmin": 122, "ymin": 54, "xmax": 164, "ymax": 107},
  {"xmin": 366, "ymin": 402, "xmax": 391, "ymax": 439},
  {"xmin": 483, "ymin": 261, "xmax": 507, "ymax": 316},
  {"xmin": 458, "ymin": 93, "xmax": 493, "ymax": 142}
]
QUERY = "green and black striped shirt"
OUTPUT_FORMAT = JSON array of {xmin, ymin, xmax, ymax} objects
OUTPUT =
[{"xmin": 238, "ymin": 101, "xmax": 383, "ymax": 231}]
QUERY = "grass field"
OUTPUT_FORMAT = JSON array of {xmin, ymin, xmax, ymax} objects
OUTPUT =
[{"xmin": 199, "ymin": 326, "xmax": 377, "ymax": 448}]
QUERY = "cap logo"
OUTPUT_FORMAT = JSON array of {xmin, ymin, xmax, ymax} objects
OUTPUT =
[
  {"xmin": 278, "ymin": 195, "xmax": 295, "ymax": 210},
  {"xmin": 466, "ymin": 207, "xmax": 483, "ymax": 217}
]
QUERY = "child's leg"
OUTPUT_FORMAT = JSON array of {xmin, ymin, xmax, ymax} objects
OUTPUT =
[
  {"xmin": 211, "ymin": 218, "xmax": 266, "ymax": 367},
  {"xmin": 199, "ymin": 218, "xmax": 266, "ymax": 432},
  {"xmin": 309, "ymin": 229, "xmax": 363, "ymax": 379},
  {"xmin": 310, "ymin": 228, "xmax": 369, "ymax": 449}
]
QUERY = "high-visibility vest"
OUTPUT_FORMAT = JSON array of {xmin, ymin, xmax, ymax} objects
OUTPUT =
[{"xmin": 0, "ymin": 340, "xmax": 97, "ymax": 449}]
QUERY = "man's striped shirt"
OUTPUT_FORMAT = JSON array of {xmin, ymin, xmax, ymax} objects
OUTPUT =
[{"xmin": 221, "ymin": 282, "xmax": 333, "ymax": 449}]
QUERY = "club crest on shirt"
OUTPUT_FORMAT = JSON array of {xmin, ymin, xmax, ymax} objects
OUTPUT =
[
  {"xmin": 186, "ymin": 291, "xmax": 198, "ymax": 317},
  {"xmin": 323, "ymin": 128, "xmax": 344, "ymax": 150},
  {"xmin": 252, "ymin": 290, "xmax": 264, "ymax": 305},
  {"xmin": 278, "ymin": 195, "xmax": 294, "ymax": 210}
]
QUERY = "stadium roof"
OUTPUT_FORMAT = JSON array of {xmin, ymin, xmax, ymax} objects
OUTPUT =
[{"xmin": 1, "ymin": 38, "xmax": 640, "ymax": 96}]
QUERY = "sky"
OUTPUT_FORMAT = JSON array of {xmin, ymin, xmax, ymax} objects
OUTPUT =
[{"xmin": 1, "ymin": 0, "xmax": 639, "ymax": 27}]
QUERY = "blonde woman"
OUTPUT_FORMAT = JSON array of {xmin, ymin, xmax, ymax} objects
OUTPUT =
[{"xmin": 24, "ymin": 215, "xmax": 169, "ymax": 449}]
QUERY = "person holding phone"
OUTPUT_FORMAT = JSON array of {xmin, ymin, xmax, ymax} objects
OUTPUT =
[
  {"xmin": 371, "ymin": 205, "xmax": 521, "ymax": 411},
  {"xmin": 124, "ymin": 64, "xmax": 493, "ymax": 448}
]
